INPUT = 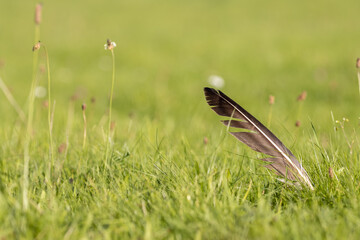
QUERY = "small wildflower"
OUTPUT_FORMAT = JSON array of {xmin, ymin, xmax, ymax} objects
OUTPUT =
[
  {"xmin": 203, "ymin": 137, "xmax": 208, "ymax": 145},
  {"xmin": 32, "ymin": 41, "xmax": 41, "ymax": 51},
  {"xmin": 104, "ymin": 39, "xmax": 116, "ymax": 50},
  {"xmin": 329, "ymin": 167, "xmax": 334, "ymax": 179},
  {"xmin": 208, "ymin": 75, "xmax": 225, "ymax": 88},
  {"xmin": 297, "ymin": 91, "xmax": 307, "ymax": 101},
  {"xmin": 356, "ymin": 58, "xmax": 360, "ymax": 68},
  {"xmin": 295, "ymin": 120, "xmax": 301, "ymax": 127},
  {"xmin": 187, "ymin": 195, "xmax": 191, "ymax": 201},
  {"xmin": 81, "ymin": 103, "xmax": 86, "ymax": 111},
  {"xmin": 269, "ymin": 95, "xmax": 275, "ymax": 105}
]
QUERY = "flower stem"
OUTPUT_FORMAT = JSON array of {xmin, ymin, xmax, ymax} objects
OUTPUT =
[
  {"xmin": 42, "ymin": 44, "xmax": 54, "ymax": 179},
  {"xmin": 267, "ymin": 105, "xmax": 273, "ymax": 127},
  {"xmin": 106, "ymin": 49, "xmax": 115, "ymax": 161},
  {"xmin": 23, "ymin": 24, "xmax": 40, "ymax": 211},
  {"xmin": 82, "ymin": 104, "xmax": 87, "ymax": 150},
  {"xmin": 357, "ymin": 71, "xmax": 360, "ymax": 97}
]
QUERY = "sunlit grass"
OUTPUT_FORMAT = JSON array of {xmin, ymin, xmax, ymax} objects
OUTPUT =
[{"xmin": 0, "ymin": 0, "xmax": 360, "ymax": 239}]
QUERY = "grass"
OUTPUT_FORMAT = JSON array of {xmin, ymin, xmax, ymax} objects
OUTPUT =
[{"xmin": 1, "ymin": 0, "xmax": 360, "ymax": 239}]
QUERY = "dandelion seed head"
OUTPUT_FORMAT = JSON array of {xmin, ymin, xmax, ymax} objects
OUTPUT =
[
  {"xmin": 208, "ymin": 75, "xmax": 224, "ymax": 88},
  {"xmin": 34, "ymin": 86, "xmax": 46, "ymax": 98}
]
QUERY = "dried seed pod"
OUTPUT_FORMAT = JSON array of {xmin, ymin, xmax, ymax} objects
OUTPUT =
[{"xmin": 32, "ymin": 41, "xmax": 41, "ymax": 51}]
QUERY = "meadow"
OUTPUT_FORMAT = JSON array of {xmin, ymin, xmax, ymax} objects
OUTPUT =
[{"xmin": 1, "ymin": 0, "xmax": 360, "ymax": 239}]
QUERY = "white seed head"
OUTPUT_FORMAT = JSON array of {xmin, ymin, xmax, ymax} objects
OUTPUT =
[
  {"xmin": 208, "ymin": 75, "xmax": 224, "ymax": 88},
  {"xmin": 104, "ymin": 39, "xmax": 116, "ymax": 50},
  {"xmin": 34, "ymin": 86, "xmax": 47, "ymax": 98}
]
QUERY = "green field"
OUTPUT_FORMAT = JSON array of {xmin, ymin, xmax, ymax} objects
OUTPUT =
[{"xmin": 1, "ymin": 0, "xmax": 360, "ymax": 239}]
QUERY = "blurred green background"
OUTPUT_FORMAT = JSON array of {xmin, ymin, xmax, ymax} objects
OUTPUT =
[
  {"xmin": 2, "ymin": 1, "xmax": 360, "ymax": 239},
  {"xmin": 0, "ymin": 0, "xmax": 360, "ymax": 136}
]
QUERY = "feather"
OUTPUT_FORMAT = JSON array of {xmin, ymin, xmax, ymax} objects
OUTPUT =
[{"xmin": 204, "ymin": 87, "xmax": 314, "ymax": 190}]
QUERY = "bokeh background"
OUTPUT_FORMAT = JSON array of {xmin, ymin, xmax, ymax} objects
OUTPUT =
[
  {"xmin": 1, "ymin": 1, "xmax": 360, "ymax": 238},
  {"xmin": 1, "ymin": 0, "xmax": 360, "ymax": 132}
]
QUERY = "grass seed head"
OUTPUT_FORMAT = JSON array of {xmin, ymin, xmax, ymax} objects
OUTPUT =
[
  {"xmin": 269, "ymin": 95, "xmax": 275, "ymax": 105},
  {"xmin": 42, "ymin": 100, "xmax": 49, "ymax": 108},
  {"xmin": 34, "ymin": 3, "xmax": 42, "ymax": 25},
  {"xmin": 295, "ymin": 120, "xmax": 301, "ymax": 127},
  {"xmin": 297, "ymin": 91, "xmax": 307, "ymax": 101},
  {"xmin": 81, "ymin": 103, "xmax": 86, "ymax": 111},
  {"xmin": 58, "ymin": 143, "xmax": 67, "ymax": 154}
]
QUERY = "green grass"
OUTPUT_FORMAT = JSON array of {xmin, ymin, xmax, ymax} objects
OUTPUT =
[{"xmin": 1, "ymin": 0, "xmax": 360, "ymax": 239}]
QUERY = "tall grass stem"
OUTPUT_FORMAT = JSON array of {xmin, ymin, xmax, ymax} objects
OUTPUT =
[
  {"xmin": 82, "ymin": 104, "xmax": 87, "ymax": 150},
  {"xmin": 0, "ymin": 77, "xmax": 26, "ymax": 122},
  {"xmin": 105, "ymin": 49, "xmax": 115, "ymax": 161},
  {"xmin": 42, "ymin": 44, "xmax": 54, "ymax": 176},
  {"xmin": 23, "ymin": 23, "xmax": 41, "ymax": 211}
]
